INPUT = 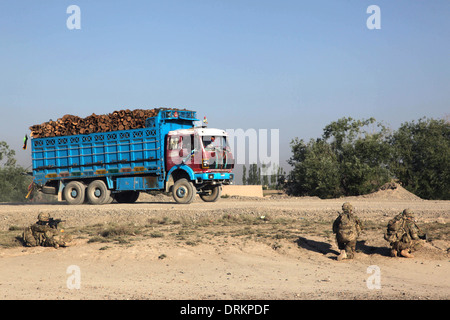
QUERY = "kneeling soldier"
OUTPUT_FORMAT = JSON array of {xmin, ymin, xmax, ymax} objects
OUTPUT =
[
  {"xmin": 384, "ymin": 209, "xmax": 426, "ymax": 258},
  {"xmin": 332, "ymin": 202, "xmax": 363, "ymax": 261}
]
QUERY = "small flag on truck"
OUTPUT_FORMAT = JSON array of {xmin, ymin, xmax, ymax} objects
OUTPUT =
[{"xmin": 23, "ymin": 135, "xmax": 28, "ymax": 150}]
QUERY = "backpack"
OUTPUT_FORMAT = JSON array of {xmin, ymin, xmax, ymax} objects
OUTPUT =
[
  {"xmin": 336, "ymin": 213, "xmax": 357, "ymax": 242},
  {"xmin": 384, "ymin": 214, "xmax": 406, "ymax": 242},
  {"xmin": 22, "ymin": 226, "xmax": 37, "ymax": 247}
]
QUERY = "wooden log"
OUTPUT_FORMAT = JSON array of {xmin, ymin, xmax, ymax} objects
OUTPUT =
[{"xmin": 29, "ymin": 108, "xmax": 190, "ymax": 138}]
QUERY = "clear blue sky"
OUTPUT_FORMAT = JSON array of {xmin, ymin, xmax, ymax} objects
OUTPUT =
[{"xmin": 1, "ymin": 0, "xmax": 449, "ymax": 176}]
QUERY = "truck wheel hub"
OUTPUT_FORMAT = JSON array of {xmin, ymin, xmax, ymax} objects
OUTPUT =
[{"xmin": 176, "ymin": 187, "xmax": 187, "ymax": 198}]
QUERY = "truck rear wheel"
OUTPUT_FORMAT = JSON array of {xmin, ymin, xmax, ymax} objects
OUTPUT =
[
  {"xmin": 63, "ymin": 181, "xmax": 86, "ymax": 205},
  {"xmin": 200, "ymin": 186, "xmax": 222, "ymax": 202},
  {"xmin": 86, "ymin": 180, "xmax": 111, "ymax": 205},
  {"xmin": 172, "ymin": 178, "xmax": 196, "ymax": 204}
]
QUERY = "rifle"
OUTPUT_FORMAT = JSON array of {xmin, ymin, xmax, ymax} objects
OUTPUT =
[
  {"xmin": 48, "ymin": 218, "xmax": 65, "ymax": 229},
  {"xmin": 415, "ymin": 223, "xmax": 428, "ymax": 241}
]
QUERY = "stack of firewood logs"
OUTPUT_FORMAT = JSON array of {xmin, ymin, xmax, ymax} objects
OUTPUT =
[{"xmin": 29, "ymin": 108, "xmax": 183, "ymax": 138}]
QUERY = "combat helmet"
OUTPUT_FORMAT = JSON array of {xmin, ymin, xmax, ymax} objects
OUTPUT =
[
  {"xmin": 37, "ymin": 212, "xmax": 51, "ymax": 222},
  {"xmin": 402, "ymin": 209, "xmax": 414, "ymax": 218},
  {"xmin": 342, "ymin": 202, "xmax": 353, "ymax": 213}
]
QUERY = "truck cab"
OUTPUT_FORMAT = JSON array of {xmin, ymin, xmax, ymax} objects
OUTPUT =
[{"xmin": 165, "ymin": 127, "xmax": 234, "ymax": 203}]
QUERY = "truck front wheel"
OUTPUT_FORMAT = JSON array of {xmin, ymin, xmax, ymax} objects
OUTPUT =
[
  {"xmin": 172, "ymin": 178, "xmax": 196, "ymax": 204},
  {"xmin": 63, "ymin": 181, "xmax": 86, "ymax": 205},
  {"xmin": 200, "ymin": 186, "xmax": 222, "ymax": 202},
  {"xmin": 86, "ymin": 180, "xmax": 111, "ymax": 205}
]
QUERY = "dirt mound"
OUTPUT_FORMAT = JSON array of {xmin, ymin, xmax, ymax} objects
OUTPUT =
[
  {"xmin": 137, "ymin": 192, "xmax": 173, "ymax": 203},
  {"xmin": 361, "ymin": 182, "xmax": 422, "ymax": 201}
]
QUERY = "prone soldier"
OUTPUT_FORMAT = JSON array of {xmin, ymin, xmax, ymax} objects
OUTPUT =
[{"xmin": 22, "ymin": 212, "xmax": 72, "ymax": 248}]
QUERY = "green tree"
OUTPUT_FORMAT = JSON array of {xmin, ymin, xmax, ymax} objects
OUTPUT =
[
  {"xmin": 261, "ymin": 163, "xmax": 269, "ymax": 189},
  {"xmin": 270, "ymin": 166, "xmax": 277, "ymax": 189},
  {"xmin": 276, "ymin": 166, "xmax": 287, "ymax": 190},
  {"xmin": 247, "ymin": 163, "xmax": 261, "ymax": 185},
  {"xmin": 389, "ymin": 118, "xmax": 450, "ymax": 200},
  {"xmin": 242, "ymin": 164, "xmax": 247, "ymax": 185},
  {"xmin": 322, "ymin": 117, "xmax": 392, "ymax": 196},
  {"xmin": 287, "ymin": 117, "xmax": 392, "ymax": 198},
  {"xmin": 0, "ymin": 141, "xmax": 17, "ymax": 167},
  {"xmin": 269, "ymin": 164, "xmax": 287, "ymax": 190},
  {"xmin": 0, "ymin": 141, "xmax": 31, "ymax": 202},
  {"xmin": 287, "ymin": 138, "xmax": 340, "ymax": 198}
]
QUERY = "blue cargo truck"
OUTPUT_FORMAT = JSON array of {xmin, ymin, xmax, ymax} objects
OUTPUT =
[{"xmin": 31, "ymin": 109, "xmax": 234, "ymax": 205}]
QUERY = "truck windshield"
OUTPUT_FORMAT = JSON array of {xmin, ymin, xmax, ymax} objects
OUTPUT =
[{"xmin": 202, "ymin": 135, "xmax": 228, "ymax": 151}]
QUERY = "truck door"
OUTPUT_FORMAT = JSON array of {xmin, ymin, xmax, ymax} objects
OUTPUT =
[
  {"xmin": 166, "ymin": 133, "xmax": 201, "ymax": 172},
  {"xmin": 166, "ymin": 134, "xmax": 182, "ymax": 171}
]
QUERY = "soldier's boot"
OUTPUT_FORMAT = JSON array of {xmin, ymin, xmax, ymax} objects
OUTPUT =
[
  {"xmin": 337, "ymin": 250, "xmax": 347, "ymax": 261},
  {"xmin": 400, "ymin": 249, "xmax": 414, "ymax": 258},
  {"xmin": 347, "ymin": 244, "xmax": 356, "ymax": 259},
  {"xmin": 390, "ymin": 249, "xmax": 398, "ymax": 257}
]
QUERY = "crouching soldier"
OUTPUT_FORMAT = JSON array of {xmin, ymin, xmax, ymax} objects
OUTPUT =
[
  {"xmin": 332, "ymin": 202, "xmax": 363, "ymax": 261},
  {"xmin": 22, "ymin": 212, "xmax": 72, "ymax": 248},
  {"xmin": 384, "ymin": 209, "xmax": 426, "ymax": 258}
]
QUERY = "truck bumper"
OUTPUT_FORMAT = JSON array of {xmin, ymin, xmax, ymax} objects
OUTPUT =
[{"xmin": 194, "ymin": 172, "xmax": 234, "ymax": 185}]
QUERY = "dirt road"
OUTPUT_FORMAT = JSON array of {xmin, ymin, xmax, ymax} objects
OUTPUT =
[{"xmin": 0, "ymin": 191, "xmax": 448, "ymax": 300}]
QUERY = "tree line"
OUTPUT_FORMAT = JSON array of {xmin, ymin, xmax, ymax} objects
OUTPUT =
[
  {"xmin": 242, "ymin": 163, "xmax": 286, "ymax": 190},
  {"xmin": 285, "ymin": 117, "xmax": 449, "ymax": 200}
]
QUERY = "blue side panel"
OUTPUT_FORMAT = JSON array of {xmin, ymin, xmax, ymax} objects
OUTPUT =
[
  {"xmin": 116, "ymin": 176, "xmax": 162, "ymax": 191},
  {"xmin": 31, "ymin": 127, "xmax": 162, "ymax": 185}
]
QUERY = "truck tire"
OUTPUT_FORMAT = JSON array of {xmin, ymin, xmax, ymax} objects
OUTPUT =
[
  {"xmin": 172, "ymin": 178, "xmax": 196, "ymax": 204},
  {"xmin": 86, "ymin": 180, "xmax": 111, "ymax": 205},
  {"xmin": 200, "ymin": 185, "xmax": 222, "ymax": 202},
  {"xmin": 41, "ymin": 186, "xmax": 57, "ymax": 195},
  {"xmin": 105, "ymin": 194, "xmax": 114, "ymax": 204},
  {"xmin": 114, "ymin": 191, "xmax": 140, "ymax": 203},
  {"xmin": 63, "ymin": 181, "xmax": 86, "ymax": 205}
]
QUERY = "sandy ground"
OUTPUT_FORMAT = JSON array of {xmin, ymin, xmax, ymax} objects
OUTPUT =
[{"xmin": 0, "ymin": 187, "xmax": 449, "ymax": 301}]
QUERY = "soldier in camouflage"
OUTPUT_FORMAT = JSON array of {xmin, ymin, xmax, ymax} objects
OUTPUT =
[
  {"xmin": 22, "ymin": 212, "xmax": 72, "ymax": 248},
  {"xmin": 332, "ymin": 202, "xmax": 363, "ymax": 261},
  {"xmin": 384, "ymin": 209, "xmax": 425, "ymax": 258}
]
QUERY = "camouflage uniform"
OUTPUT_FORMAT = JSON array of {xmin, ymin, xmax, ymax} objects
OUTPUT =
[
  {"xmin": 22, "ymin": 212, "xmax": 71, "ymax": 248},
  {"xmin": 384, "ymin": 209, "xmax": 423, "ymax": 258},
  {"xmin": 332, "ymin": 202, "xmax": 363, "ymax": 260}
]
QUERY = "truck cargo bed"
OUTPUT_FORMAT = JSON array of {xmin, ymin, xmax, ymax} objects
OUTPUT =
[{"xmin": 31, "ymin": 126, "xmax": 162, "ymax": 186}]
